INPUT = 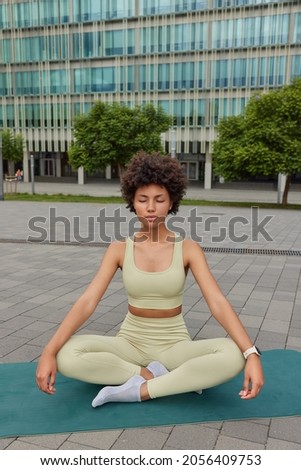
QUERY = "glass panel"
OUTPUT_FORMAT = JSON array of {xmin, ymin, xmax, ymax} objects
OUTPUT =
[
  {"xmin": 73, "ymin": 0, "xmax": 133, "ymax": 22},
  {"xmin": 233, "ymin": 59, "xmax": 246, "ymax": 87},
  {"xmin": 0, "ymin": 73, "xmax": 9, "ymax": 96},
  {"xmin": 188, "ymin": 162, "xmax": 197, "ymax": 180},
  {"xmin": 158, "ymin": 64, "xmax": 170, "ymax": 90},
  {"xmin": 198, "ymin": 62, "xmax": 204, "ymax": 88},
  {"xmin": 0, "ymin": 4, "xmax": 9, "ymax": 29},
  {"xmin": 7, "ymin": 105, "xmax": 15, "ymax": 127},
  {"xmin": 105, "ymin": 30, "xmax": 124, "ymax": 56},
  {"xmin": 293, "ymin": 14, "xmax": 301, "ymax": 44},
  {"xmin": 50, "ymin": 70, "xmax": 68, "ymax": 94},
  {"xmin": 174, "ymin": 63, "xmax": 194, "ymax": 89},
  {"xmin": 197, "ymin": 100, "xmax": 205, "ymax": 126},
  {"xmin": 213, "ymin": 60, "xmax": 230, "ymax": 88},
  {"xmin": 291, "ymin": 55, "xmax": 301, "ymax": 80}
]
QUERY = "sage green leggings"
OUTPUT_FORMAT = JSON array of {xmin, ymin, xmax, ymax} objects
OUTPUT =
[{"xmin": 57, "ymin": 312, "xmax": 245, "ymax": 399}]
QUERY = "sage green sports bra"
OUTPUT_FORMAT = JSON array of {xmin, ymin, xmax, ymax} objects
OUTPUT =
[{"xmin": 122, "ymin": 236, "xmax": 186, "ymax": 310}]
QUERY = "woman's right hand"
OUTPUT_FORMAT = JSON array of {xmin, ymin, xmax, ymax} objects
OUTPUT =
[{"xmin": 36, "ymin": 351, "xmax": 57, "ymax": 394}]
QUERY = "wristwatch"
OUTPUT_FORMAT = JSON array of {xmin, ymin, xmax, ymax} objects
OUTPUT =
[{"xmin": 243, "ymin": 345, "xmax": 262, "ymax": 360}]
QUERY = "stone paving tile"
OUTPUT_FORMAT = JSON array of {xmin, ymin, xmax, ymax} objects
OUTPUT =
[
  {"xmin": 287, "ymin": 337, "xmax": 301, "ymax": 351},
  {"xmin": 260, "ymin": 319, "xmax": 290, "ymax": 334},
  {"xmin": 5, "ymin": 440, "xmax": 50, "ymax": 450},
  {"xmin": 15, "ymin": 433, "xmax": 71, "ymax": 450},
  {"xmin": 220, "ymin": 420, "xmax": 269, "ymax": 445},
  {"xmin": 0, "ymin": 327, "xmax": 14, "ymax": 338},
  {"xmin": 214, "ymin": 435, "xmax": 265, "ymax": 450},
  {"xmin": 249, "ymin": 290, "xmax": 274, "ymax": 301},
  {"xmin": 0, "ymin": 336, "xmax": 29, "ymax": 357},
  {"xmin": 269, "ymin": 417, "xmax": 301, "ymax": 445},
  {"xmin": 242, "ymin": 300, "xmax": 270, "ymax": 317},
  {"xmin": 0, "ymin": 303, "xmax": 39, "ymax": 320},
  {"xmin": 0, "ymin": 301, "xmax": 15, "ymax": 311},
  {"xmin": 266, "ymin": 438, "xmax": 301, "ymax": 450},
  {"xmin": 0, "ymin": 438, "xmax": 16, "ymax": 450},
  {"xmin": 238, "ymin": 314, "xmax": 263, "ymax": 329},
  {"xmin": 59, "ymin": 441, "xmax": 101, "ymax": 450},
  {"xmin": 2, "ymin": 343, "xmax": 41, "ymax": 362},
  {"xmin": 164, "ymin": 424, "xmax": 219, "ymax": 450},
  {"xmin": 1, "ymin": 315, "xmax": 36, "ymax": 332},
  {"xmin": 289, "ymin": 328, "xmax": 301, "ymax": 338},
  {"xmin": 110, "ymin": 428, "xmax": 170, "ymax": 450},
  {"xmin": 65, "ymin": 430, "xmax": 123, "ymax": 449}
]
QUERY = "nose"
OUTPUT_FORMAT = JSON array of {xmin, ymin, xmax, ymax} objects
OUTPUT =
[{"xmin": 146, "ymin": 200, "xmax": 155, "ymax": 212}]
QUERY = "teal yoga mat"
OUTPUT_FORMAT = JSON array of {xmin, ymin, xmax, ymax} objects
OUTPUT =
[{"xmin": 0, "ymin": 349, "xmax": 300, "ymax": 438}]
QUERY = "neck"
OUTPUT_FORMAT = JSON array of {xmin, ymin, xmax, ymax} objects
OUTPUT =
[{"xmin": 135, "ymin": 225, "xmax": 174, "ymax": 243}]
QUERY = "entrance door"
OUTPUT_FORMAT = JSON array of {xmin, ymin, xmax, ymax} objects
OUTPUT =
[
  {"xmin": 181, "ymin": 161, "xmax": 198, "ymax": 180},
  {"xmin": 44, "ymin": 158, "xmax": 56, "ymax": 176}
]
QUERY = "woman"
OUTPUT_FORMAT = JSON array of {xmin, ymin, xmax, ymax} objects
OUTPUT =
[{"xmin": 36, "ymin": 152, "xmax": 264, "ymax": 406}]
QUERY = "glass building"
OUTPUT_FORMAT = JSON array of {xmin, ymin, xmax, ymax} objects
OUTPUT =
[{"xmin": 0, "ymin": 0, "xmax": 300, "ymax": 187}]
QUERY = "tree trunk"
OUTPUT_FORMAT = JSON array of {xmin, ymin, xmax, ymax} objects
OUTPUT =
[
  {"xmin": 281, "ymin": 174, "xmax": 292, "ymax": 205},
  {"xmin": 8, "ymin": 160, "xmax": 15, "ymax": 176},
  {"xmin": 117, "ymin": 163, "xmax": 125, "ymax": 181}
]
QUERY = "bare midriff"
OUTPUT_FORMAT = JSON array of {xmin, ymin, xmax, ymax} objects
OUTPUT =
[{"xmin": 128, "ymin": 304, "xmax": 182, "ymax": 318}]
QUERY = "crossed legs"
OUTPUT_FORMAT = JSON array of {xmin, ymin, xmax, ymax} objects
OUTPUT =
[{"xmin": 56, "ymin": 334, "xmax": 244, "ymax": 407}]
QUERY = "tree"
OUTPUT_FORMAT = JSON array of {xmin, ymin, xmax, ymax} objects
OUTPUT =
[
  {"xmin": 68, "ymin": 102, "xmax": 173, "ymax": 176},
  {"xmin": 1, "ymin": 128, "xmax": 24, "ymax": 163},
  {"xmin": 213, "ymin": 78, "xmax": 301, "ymax": 204}
]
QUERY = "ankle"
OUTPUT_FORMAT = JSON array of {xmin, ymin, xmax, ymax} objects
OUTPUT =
[
  {"xmin": 140, "ymin": 382, "xmax": 150, "ymax": 401},
  {"xmin": 140, "ymin": 367, "xmax": 154, "ymax": 380}
]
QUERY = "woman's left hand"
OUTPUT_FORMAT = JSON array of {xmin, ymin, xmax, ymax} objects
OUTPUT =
[{"xmin": 239, "ymin": 354, "xmax": 264, "ymax": 399}]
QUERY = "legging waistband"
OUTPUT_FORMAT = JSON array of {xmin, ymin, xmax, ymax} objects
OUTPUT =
[
  {"xmin": 117, "ymin": 311, "xmax": 191, "ymax": 345},
  {"xmin": 123, "ymin": 311, "xmax": 186, "ymax": 327}
]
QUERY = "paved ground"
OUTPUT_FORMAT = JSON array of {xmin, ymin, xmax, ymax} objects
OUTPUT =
[{"xmin": 0, "ymin": 181, "xmax": 301, "ymax": 450}]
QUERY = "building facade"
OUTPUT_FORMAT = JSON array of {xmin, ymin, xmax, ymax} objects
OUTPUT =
[{"xmin": 0, "ymin": 0, "xmax": 300, "ymax": 187}]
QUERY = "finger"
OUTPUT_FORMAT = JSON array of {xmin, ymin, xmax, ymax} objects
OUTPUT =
[
  {"xmin": 250, "ymin": 382, "xmax": 262, "ymax": 398},
  {"xmin": 239, "ymin": 377, "xmax": 251, "ymax": 397},
  {"xmin": 48, "ymin": 371, "xmax": 56, "ymax": 393},
  {"xmin": 240, "ymin": 384, "xmax": 262, "ymax": 400},
  {"xmin": 36, "ymin": 376, "xmax": 51, "ymax": 394},
  {"xmin": 36, "ymin": 374, "xmax": 54, "ymax": 394}
]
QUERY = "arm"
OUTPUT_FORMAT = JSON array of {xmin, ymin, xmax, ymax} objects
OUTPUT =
[
  {"xmin": 36, "ymin": 241, "xmax": 123, "ymax": 394},
  {"xmin": 184, "ymin": 239, "xmax": 264, "ymax": 399}
]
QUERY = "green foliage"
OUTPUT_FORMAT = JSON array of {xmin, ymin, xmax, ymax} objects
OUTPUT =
[
  {"xmin": 6, "ymin": 192, "xmax": 301, "ymax": 210},
  {"xmin": 68, "ymin": 102, "xmax": 173, "ymax": 173},
  {"xmin": 1, "ymin": 128, "xmax": 24, "ymax": 162},
  {"xmin": 213, "ymin": 78, "xmax": 301, "ymax": 180}
]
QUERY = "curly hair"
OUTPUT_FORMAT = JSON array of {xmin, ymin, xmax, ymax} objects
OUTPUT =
[{"xmin": 120, "ymin": 152, "xmax": 188, "ymax": 214}]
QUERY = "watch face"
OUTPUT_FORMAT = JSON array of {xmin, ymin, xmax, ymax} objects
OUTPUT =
[{"xmin": 255, "ymin": 346, "xmax": 262, "ymax": 356}]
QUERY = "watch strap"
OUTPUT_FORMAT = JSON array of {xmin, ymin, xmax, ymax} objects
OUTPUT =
[{"xmin": 243, "ymin": 345, "xmax": 261, "ymax": 359}]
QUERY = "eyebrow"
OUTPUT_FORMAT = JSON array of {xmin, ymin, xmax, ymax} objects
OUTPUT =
[{"xmin": 137, "ymin": 193, "xmax": 165, "ymax": 197}]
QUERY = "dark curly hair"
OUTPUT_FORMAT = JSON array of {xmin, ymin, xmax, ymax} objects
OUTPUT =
[{"xmin": 121, "ymin": 152, "xmax": 188, "ymax": 214}]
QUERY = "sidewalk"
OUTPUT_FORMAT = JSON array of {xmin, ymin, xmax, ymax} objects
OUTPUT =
[
  {"xmin": 0, "ymin": 183, "xmax": 301, "ymax": 450},
  {"xmin": 9, "ymin": 179, "xmax": 301, "ymax": 204}
]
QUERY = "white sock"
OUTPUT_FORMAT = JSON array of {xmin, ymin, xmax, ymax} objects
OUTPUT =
[
  {"xmin": 92, "ymin": 375, "xmax": 145, "ymax": 408},
  {"xmin": 146, "ymin": 361, "xmax": 169, "ymax": 377}
]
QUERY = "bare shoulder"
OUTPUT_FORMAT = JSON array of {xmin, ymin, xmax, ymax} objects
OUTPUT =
[
  {"xmin": 103, "ymin": 239, "xmax": 126, "ymax": 268},
  {"xmin": 182, "ymin": 238, "xmax": 206, "ymax": 266},
  {"xmin": 183, "ymin": 238, "xmax": 203, "ymax": 253}
]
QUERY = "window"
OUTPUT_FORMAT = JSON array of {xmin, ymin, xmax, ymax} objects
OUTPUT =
[
  {"xmin": 213, "ymin": 60, "xmax": 230, "ymax": 88},
  {"xmin": 0, "ymin": 73, "xmax": 11, "ymax": 96},
  {"xmin": 174, "ymin": 63, "xmax": 194, "ymax": 89},
  {"xmin": 233, "ymin": 59, "xmax": 246, "ymax": 87},
  {"xmin": 291, "ymin": 55, "xmax": 301, "ymax": 80},
  {"xmin": 74, "ymin": 67, "xmax": 116, "ymax": 93},
  {"xmin": 293, "ymin": 14, "xmax": 301, "ymax": 44}
]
